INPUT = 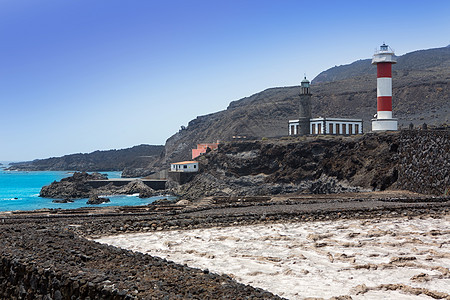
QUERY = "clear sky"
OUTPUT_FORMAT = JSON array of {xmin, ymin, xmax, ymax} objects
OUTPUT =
[{"xmin": 1, "ymin": 0, "xmax": 449, "ymax": 161}]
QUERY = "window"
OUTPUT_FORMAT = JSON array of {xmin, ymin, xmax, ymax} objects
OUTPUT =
[
  {"xmin": 329, "ymin": 123, "xmax": 333, "ymax": 134},
  {"xmin": 342, "ymin": 124, "xmax": 347, "ymax": 134},
  {"xmin": 296, "ymin": 125, "xmax": 299, "ymax": 135},
  {"xmin": 290, "ymin": 125, "xmax": 295, "ymax": 135},
  {"xmin": 184, "ymin": 165, "xmax": 187, "ymax": 169},
  {"xmin": 355, "ymin": 124, "xmax": 359, "ymax": 134},
  {"xmin": 349, "ymin": 124, "xmax": 353, "ymax": 135},
  {"xmin": 194, "ymin": 165, "xmax": 197, "ymax": 168},
  {"xmin": 318, "ymin": 123, "xmax": 322, "ymax": 134},
  {"xmin": 312, "ymin": 124, "xmax": 316, "ymax": 134},
  {"xmin": 336, "ymin": 123, "xmax": 340, "ymax": 134}
]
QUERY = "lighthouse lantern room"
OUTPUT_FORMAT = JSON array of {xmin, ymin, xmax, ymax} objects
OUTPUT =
[{"xmin": 371, "ymin": 43, "xmax": 398, "ymax": 131}]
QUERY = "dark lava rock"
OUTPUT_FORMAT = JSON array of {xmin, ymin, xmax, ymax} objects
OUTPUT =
[
  {"xmin": 86, "ymin": 195, "xmax": 110, "ymax": 205},
  {"xmin": 152, "ymin": 198, "xmax": 176, "ymax": 205},
  {"xmin": 96, "ymin": 180, "xmax": 157, "ymax": 198},
  {"xmin": 52, "ymin": 199, "xmax": 74, "ymax": 203},
  {"xmin": 117, "ymin": 180, "xmax": 156, "ymax": 197},
  {"xmin": 175, "ymin": 130, "xmax": 449, "ymax": 199},
  {"xmin": 40, "ymin": 171, "xmax": 160, "ymax": 200},
  {"xmin": 40, "ymin": 172, "xmax": 107, "ymax": 199}
]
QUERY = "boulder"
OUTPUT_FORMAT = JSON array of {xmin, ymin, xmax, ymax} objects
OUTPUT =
[
  {"xmin": 152, "ymin": 198, "xmax": 176, "ymax": 205},
  {"xmin": 40, "ymin": 172, "xmax": 108, "ymax": 199},
  {"xmin": 176, "ymin": 199, "xmax": 191, "ymax": 206},
  {"xmin": 117, "ymin": 180, "xmax": 156, "ymax": 198},
  {"xmin": 86, "ymin": 195, "xmax": 110, "ymax": 205},
  {"xmin": 52, "ymin": 199, "xmax": 74, "ymax": 203}
]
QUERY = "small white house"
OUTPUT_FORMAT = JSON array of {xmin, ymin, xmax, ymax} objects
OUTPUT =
[{"xmin": 170, "ymin": 161, "xmax": 199, "ymax": 172}]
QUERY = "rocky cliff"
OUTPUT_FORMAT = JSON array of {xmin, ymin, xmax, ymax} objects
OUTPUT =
[
  {"xmin": 7, "ymin": 144, "xmax": 164, "ymax": 175},
  {"xmin": 172, "ymin": 130, "xmax": 448, "ymax": 199}
]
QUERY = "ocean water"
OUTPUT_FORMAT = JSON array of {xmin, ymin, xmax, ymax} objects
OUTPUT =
[{"xmin": 0, "ymin": 164, "xmax": 171, "ymax": 212}]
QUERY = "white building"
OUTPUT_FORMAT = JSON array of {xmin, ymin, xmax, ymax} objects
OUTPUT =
[
  {"xmin": 170, "ymin": 161, "xmax": 199, "ymax": 172},
  {"xmin": 289, "ymin": 117, "xmax": 363, "ymax": 135},
  {"xmin": 310, "ymin": 118, "xmax": 363, "ymax": 135},
  {"xmin": 288, "ymin": 77, "xmax": 363, "ymax": 136}
]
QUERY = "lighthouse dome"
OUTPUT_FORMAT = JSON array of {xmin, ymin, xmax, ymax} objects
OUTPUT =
[{"xmin": 301, "ymin": 76, "xmax": 310, "ymax": 87}]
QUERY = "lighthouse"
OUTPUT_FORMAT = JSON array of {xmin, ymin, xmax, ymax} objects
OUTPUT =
[
  {"xmin": 298, "ymin": 76, "xmax": 312, "ymax": 135},
  {"xmin": 288, "ymin": 76, "xmax": 362, "ymax": 136},
  {"xmin": 371, "ymin": 43, "xmax": 398, "ymax": 131}
]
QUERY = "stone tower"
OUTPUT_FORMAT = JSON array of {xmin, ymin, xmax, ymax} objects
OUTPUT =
[{"xmin": 298, "ymin": 76, "xmax": 312, "ymax": 135}]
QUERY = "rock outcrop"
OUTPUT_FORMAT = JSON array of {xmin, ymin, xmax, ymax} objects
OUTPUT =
[
  {"xmin": 40, "ymin": 172, "xmax": 107, "ymax": 199},
  {"xmin": 86, "ymin": 195, "xmax": 110, "ymax": 205},
  {"xmin": 116, "ymin": 180, "xmax": 157, "ymax": 198},
  {"xmin": 40, "ymin": 172, "xmax": 158, "ymax": 200}
]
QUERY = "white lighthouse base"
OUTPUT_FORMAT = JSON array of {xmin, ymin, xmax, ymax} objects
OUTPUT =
[{"xmin": 371, "ymin": 118, "xmax": 398, "ymax": 131}]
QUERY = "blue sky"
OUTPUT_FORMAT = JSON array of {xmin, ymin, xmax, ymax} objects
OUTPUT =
[{"xmin": 1, "ymin": 0, "xmax": 449, "ymax": 161}]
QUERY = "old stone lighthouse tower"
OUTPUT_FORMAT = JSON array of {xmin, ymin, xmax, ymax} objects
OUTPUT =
[{"xmin": 298, "ymin": 77, "xmax": 312, "ymax": 135}]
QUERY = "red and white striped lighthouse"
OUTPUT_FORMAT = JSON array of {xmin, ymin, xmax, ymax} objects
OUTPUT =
[{"xmin": 371, "ymin": 43, "xmax": 398, "ymax": 131}]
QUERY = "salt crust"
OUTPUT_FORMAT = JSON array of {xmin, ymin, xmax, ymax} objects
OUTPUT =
[{"xmin": 97, "ymin": 215, "xmax": 450, "ymax": 299}]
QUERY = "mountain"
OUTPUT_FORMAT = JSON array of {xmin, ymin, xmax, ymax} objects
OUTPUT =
[
  {"xmin": 7, "ymin": 144, "xmax": 164, "ymax": 173},
  {"xmin": 313, "ymin": 46, "xmax": 450, "ymax": 83},
  {"xmin": 155, "ymin": 45, "xmax": 449, "ymax": 167}
]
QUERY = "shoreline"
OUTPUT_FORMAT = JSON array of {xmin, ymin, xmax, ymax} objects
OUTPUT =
[{"xmin": 1, "ymin": 191, "xmax": 449, "ymax": 299}]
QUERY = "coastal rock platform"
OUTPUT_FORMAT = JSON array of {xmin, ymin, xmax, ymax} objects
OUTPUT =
[{"xmin": 0, "ymin": 191, "xmax": 449, "ymax": 299}]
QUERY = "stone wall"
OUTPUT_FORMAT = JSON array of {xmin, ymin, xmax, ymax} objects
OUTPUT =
[
  {"xmin": 0, "ymin": 257, "xmax": 126, "ymax": 300},
  {"xmin": 86, "ymin": 179, "xmax": 166, "ymax": 190},
  {"xmin": 396, "ymin": 130, "xmax": 449, "ymax": 195},
  {"xmin": 167, "ymin": 171, "xmax": 197, "ymax": 185},
  {"xmin": 0, "ymin": 224, "xmax": 279, "ymax": 299}
]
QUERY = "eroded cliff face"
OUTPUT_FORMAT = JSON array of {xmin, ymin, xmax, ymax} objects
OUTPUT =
[{"xmin": 173, "ymin": 130, "xmax": 449, "ymax": 199}]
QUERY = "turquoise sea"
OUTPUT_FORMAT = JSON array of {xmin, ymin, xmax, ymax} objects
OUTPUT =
[{"xmin": 0, "ymin": 163, "xmax": 170, "ymax": 212}]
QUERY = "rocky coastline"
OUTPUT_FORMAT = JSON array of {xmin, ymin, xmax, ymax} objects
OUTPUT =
[
  {"xmin": 0, "ymin": 191, "xmax": 449, "ymax": 299},
  {"xmin": 40, "ymin": 172, "xmax": 159, "ymax": 201},
  {"xmin": 39, "ymin": 130, "xmax": 449, "ymax": 205}
]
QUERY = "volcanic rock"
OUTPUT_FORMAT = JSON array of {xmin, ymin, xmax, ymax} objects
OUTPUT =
[
  {"xmin": 40, "ymin": 172, "xmax": 107, "ymax": 199},
  {"xmin": 175, "ymin": 130, "xmax": 448, "ymax": 199},
  {"xmin": 116, "ymin": 180, "xmax": 157, "ymax": 198},
  {"xmin": 86, "ymin": 195, "xmax": 110, "ymax": 205},
  {"xmin": 52, "ymin": 198, "xmax": 74, "ymax": 203}
]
